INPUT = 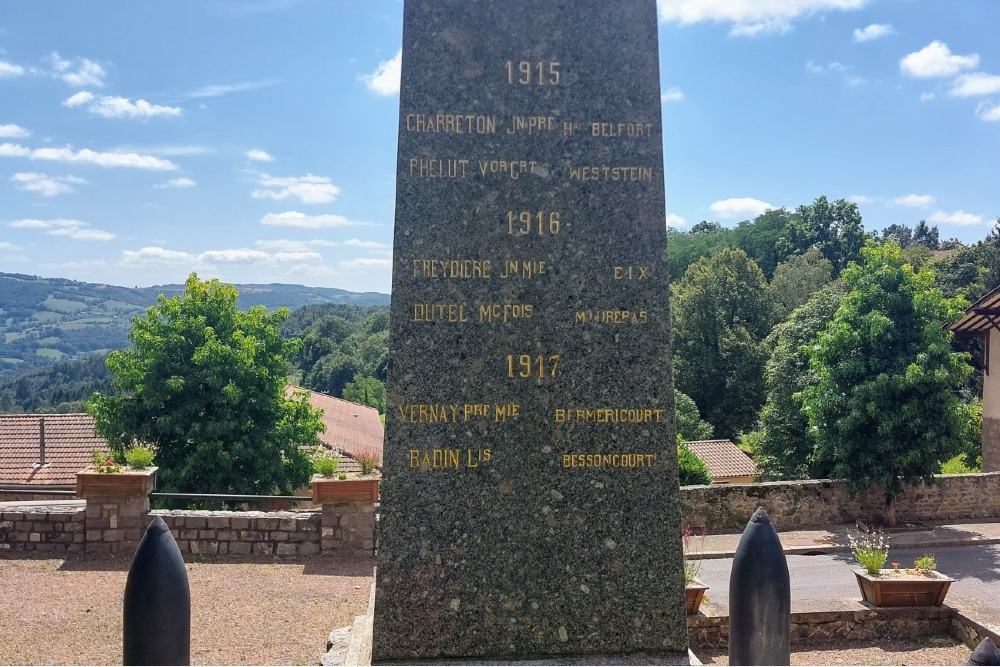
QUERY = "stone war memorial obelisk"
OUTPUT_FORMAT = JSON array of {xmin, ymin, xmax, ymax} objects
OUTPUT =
[{"xmin": 374, "ymin": 0, "xmax": 687, "ymax": 661}]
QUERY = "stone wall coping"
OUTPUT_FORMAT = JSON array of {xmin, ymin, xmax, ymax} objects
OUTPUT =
[{"xmin": 149, "ymin": 509, "xmax": 321, "ymax": 519}]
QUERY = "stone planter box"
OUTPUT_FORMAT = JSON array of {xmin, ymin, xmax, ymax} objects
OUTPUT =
[
  {"xmin": 311, "ymin": 474, "xmax": 380, "ymax": 503},
  {"xmin": 686, "ymin": 579, "xmax": 709, "ymax": 615},
  {"xmin": 76, "ymin": 467, "xmax": 158, "ymax": 499},
  {"xmin": 854, "ymin": 569, "xmax": 954, "ymax": 607}
]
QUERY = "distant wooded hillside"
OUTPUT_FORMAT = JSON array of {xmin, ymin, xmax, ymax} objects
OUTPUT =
[{"xmin": 0, "ymin": 272, "xmax": 389, "ymax": 378}]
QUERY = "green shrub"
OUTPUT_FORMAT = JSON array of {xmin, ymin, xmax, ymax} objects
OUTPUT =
[
  {"xmin": 314, "ymin": 456, "xmax": 340, "ymax": 478},
  {"xmin": 678, "ymin": 440, "xmax": 712, "ymax": 486},
  {"xmin": 914, "ymin": 554, "xmax": 937, "ymax": 572},
  {"xmin": 124, "ymin": 445, "xmax": 156, "ymax": 469}
]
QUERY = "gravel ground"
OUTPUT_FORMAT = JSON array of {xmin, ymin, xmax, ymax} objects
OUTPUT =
[
  {"xmin": 696, "ymin": 636, "xmax": 972, "ymax": 665},
  {"xmin": 0, "ymin": 553, "xmax": 374, "ymax": 666}
]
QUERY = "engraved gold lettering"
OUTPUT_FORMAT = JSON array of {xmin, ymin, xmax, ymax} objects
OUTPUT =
[
  {"xmin": 478, "ymin": 160, "xmax": 538, "ymax": 179},
  {"xmin": 494, "ymin": 403, "xmax": 520, "ymax": 421},
  {"xmin": 405, "ymin": 113, "xmax": 497, "ymax": 134},
  {"xmin": 408, "ymin": 158, "xmax": 469, "ymax": 179},
  {"xmin": 506, "ymin": 116, "xmax": 557, "ymax": 135},
  {"xmin": 398, "ymin": 404, "xmax": 461, "ymax": 423},
  {"xmin": 590, "ymin": 122, "xmax": 654, "ymax": 138},
  {"xmin": 507, "ymin": 354, "xmax": 560, "ymax": 378},
  {"xmin": 499, "ymin": 260, "xmax": 546, "ymax": 279},
  {"xmin": 412, "ymin": 259, "xmax": 491, "ymax": 278},
  {"xmin": 506, "ymin": 60, "xmax": 560, "ymax": 85},
  {"xmin": 553, "ymin": 408, "xmax": 665, "ymax": 423},
  {"xmin": 567, "ymin": 166, "xmax": 653, "ymax": 181},
  {"xmin": 574, "ymin": 309, "xmax": 649, "ymax": 324},
  {"xmin": 408, "ymin": 448, "xmax": 490, "ymax": 469},
  {"xmin": 479, "ymin": 303, "xmax": 534, "ymax": 323},
  {"xmin": 412, "ymin": 303, "xmax": 469, "ymax": 323},
  {"xmin": 613, "ymin": 266, "xmax": 650, "ymax": 280},
  {"xmin": 561, "ymin": 454, "xmax": 656, "ymax": 468}
]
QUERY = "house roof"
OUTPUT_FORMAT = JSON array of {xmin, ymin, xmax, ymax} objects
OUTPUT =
[
  {"xmin": 684, "ymin": 439, "xmax": 758, "ymax": 480},
  {"xmin": 0, "ymin": 413, "xmax": 108, "ymax": 486},
  {"xmin": 286, "ymin": 386, "xmax": 383, "ymax": 468},
  {"xmin": 947, "ymin": 283, "xmax": 1000, "ymax": 337}
]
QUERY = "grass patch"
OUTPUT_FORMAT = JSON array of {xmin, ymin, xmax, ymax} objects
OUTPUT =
[
  {"xmin": 35, "ymin": 348, "xmax": 66, "ymax": 359},
  {"xmin": 42, "ymin": 298, "xmax": 88, "ymax": 313},
  {"xmin": 32, "ymin": 311, "xmax": 63, "ymax": 322},
  {"xmin": 0, "ymin": 357, "xmax": 24, "ymax": 365},
  {"xmin": 4, "ymin": 332, "xmax": 25, "ymax": 343}
]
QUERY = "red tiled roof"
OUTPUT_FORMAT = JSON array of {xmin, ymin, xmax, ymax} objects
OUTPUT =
[
  {"xmin": 0, "ymin": 413, "xmax": 108, "ymax": 486},
  {"xmin": 684, "ymin": 439, "xmax": 758, "ymax": 480},
  {"xmin": 286, "ymin": 386, "xmax": 383, "ymax": 467}
]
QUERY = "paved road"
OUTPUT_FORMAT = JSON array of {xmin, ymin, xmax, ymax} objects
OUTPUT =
[{"xmin": 694, "ymin": 544, "xmax": 1000, "ymax": 605}]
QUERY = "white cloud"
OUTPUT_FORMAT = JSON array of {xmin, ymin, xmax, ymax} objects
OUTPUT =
[
  {"xmin": 186, "ymin": 80, "xmax": 278, "ymax": 98},
  {"xmin": 900, "ymin": 41, "xmax": 979, "ymax": 78},
  {"xmin": 343, "ymin": 238, "xmax": 389, "ymax": 249},
  {"xmin": 254, "ymin": 239, "xmax": 340, "ymax": 251},
  {"xmin": 0, "ymin": 124, "xmax": 30, "ymax": 138},
  {"xmin": 920, "ymin": 92, "xmax": 936, "ymax": 102},
  {"xmin": 247, "ymin": 149, "xmax": 274, "ymax": 162},
  {"xmin": 853, "ymin": 23, "xmax": 894, "ymax": 42},
  {"xmin": 63, "ymin": 91, "xmax": 95, "ymax": 107},
  {"xmin": 708, "ymin": 197, "xmax": 774, "ymax": 218},
  {"xmin": 978, "ymin": 103, "xmax": 1000, "ymax": 122},
  {"xmin": 48, "ymin": 52, "xmax": 107, "ymax": 87},
  {"xmin": 113, "ymin": 144, "xmax": 213, "ymax": 157},
  {"xmin": 252, "ymin": 173, "xmax": 340, "ymax": 204},
  {"xmin": 849, "ymin": 194, "xmax": 873, "ymax": 204},
  {"xmin": 661, "ymin": 88, "xmax": 684, "ymax": 103},
  {"xmin": 10, "ymin": 218, "xmax": 114, "ymax": 241},
  {"xmin": 806, "ymin": 61, "xmax": 824, "ymax": 74},
  {"xmin": 340, "ymin": 258, "xmax": 392, "ymax": 270},
  {"xmin": 0, "ymin": 60, "xmax": 26, "ymax": 78},
  {"xmin": 11, "ymin": 172, "xmax": 86, "ymax": 197},
  {"xmin": 929, "ymin": 210, "xmax": 985, "ymax": 226},
  {"xmin": 657, "ymin": 0, "xmax": 867, "ymax": 36},
  {"xmin": 155, "ymin": 177, "xmax": 196, "ymax": 189},
  {"xmin": 0, "ymin": 143, "xmax": 176, "ymax": 170},
  {"xmin": 844, "ymin": 75, "xmax": 866, "ymax": 87},
  {"xmin": 121, "ymin": 246, "xmax": 194, "ymax": 266},
  {"xmin": 63, "ymin": 91, "xmax": 182, "ymax": 119},
  {"xmin": 260, "ymin": 211, "xmax": 374, "ymax": 228},
  {"xmin": 361, "ymin": 50, "xmax": 401, "ymax": 95},
  {"xmin": 119, "ymin": 245, "xmax": 323, "ymax": 268},
  {"xmin": 665, "ymin": 213, "xmax": 686, "ymax": 228},
  {"xmin": 949, "ymin": 73, "xmax": 1000, "ymax": 98},
  {"xmin": 891, "ymin": 194, "xmax": 935, "ymax": 208}
]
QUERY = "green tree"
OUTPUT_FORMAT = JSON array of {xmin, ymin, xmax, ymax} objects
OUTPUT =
[
  {"xmin": 754, "ymin": 282, "xmax": 846, "ymax": 480},
  {"xmin": 675, "ymin": 389, "xmax": 714, "ymax": 441},
  {"xmin": 672, "ymin": 248, "xmax": 778, "ymax": 439},
  {"xmin": 733, "ymin": 208, "xmax": 795, "ymax": 279},
  {"xmin": 771, "ymin": 247, "xmax": 834, "ymax": 316},
  {"xmin": 87, "ymin": 274, "xmax": 323, "ymax": 496},
  {"xmin": 801, "ymin": 243, "xmax": 972, "ymax": 524},
  {"xmin": 666, "ymin": 225, "xmax": 736, "ymax": 283},
  {"xmin": 779, "ymin": 196, "xmax": 868, "ymax": 274},
  {"xmin": 343, "ymin": 374, "xmax": 387, "ymax": 413}
]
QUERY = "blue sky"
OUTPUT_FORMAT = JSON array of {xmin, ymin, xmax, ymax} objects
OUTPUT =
[{"xmin": 1, "ymin": 0, "xmax": 998, "ymax": 294}]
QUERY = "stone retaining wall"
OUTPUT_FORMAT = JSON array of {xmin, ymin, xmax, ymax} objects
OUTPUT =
[
  {"xmin": 0, "ymin": 507, "xmax": 85, "ymax": 553},
  {"xmin": 681, "ymin": 473, "xmax": 1000, "ymax": 531},
  {"xmin": 150, "ymin": 509, "xmax": 322, "ymax": 556}
]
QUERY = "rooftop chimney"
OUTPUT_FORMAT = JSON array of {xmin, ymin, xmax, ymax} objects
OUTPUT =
[{"xmin": 32, "ymin": 416, "xmax": 50, "ymax": 469}]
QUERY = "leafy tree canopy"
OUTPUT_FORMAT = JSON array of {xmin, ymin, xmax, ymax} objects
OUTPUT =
[
  {"xmin": 801, "ymin": 243, "xmax": 972, "ymax": 523},
  {"xmin": 343, "ymin": 374, "xmax": 387, "ymax": 413},
  {"xmin": 672, "ymin": 248, "xmax": 778, "ymax": 439},
  {"xmin": 678, "ymin": 440, "xmax": 713, "ymax": 486},
  {"xmin": 88, "ymin": 274, "xmax": 323, "ymax": 496},
  {"xmin": 675, "ymin": 389, "xmax": 714, "ymax": 441},
  {"xmin": 779, "ymin": 196, "xmax": 869, "ymax": 274}
]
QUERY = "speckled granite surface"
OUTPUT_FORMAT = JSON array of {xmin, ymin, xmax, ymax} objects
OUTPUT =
[{"xmin": 374, "ymin": 0, "xmax": 686, "ymax": 661}]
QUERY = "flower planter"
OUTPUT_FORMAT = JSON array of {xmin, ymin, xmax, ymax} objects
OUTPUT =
[
  {"xmin": 311, "ymin": 473, "xmax": 380, "ymax": 503},
  {"xmin": 76, "ymin": 467, "xmax": 158, "ymax": 499},
  {"xmin": 685, "ymin": 579, "xmax": 709, "ymax": 615},
  {"xmin": 854, "ymin": 569, "xmax": 954, "ymax": 607}
]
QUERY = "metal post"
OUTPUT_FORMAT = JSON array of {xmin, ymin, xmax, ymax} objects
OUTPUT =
[
  {"xmin": 728, "ymin": 506, "xmax": 790, "ymax": 666},
  {"xmin": 969, "ymin": 637, "xmax": 1000, "ymax": 665},
  {"xmin": 123, "ymin": 515, "xmax": 190, "ymax": 665}
]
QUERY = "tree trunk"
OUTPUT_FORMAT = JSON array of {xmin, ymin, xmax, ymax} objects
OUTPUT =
[{"xmin": 885, "ymin": 496, "xmax": 897, "ymax": 527}]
